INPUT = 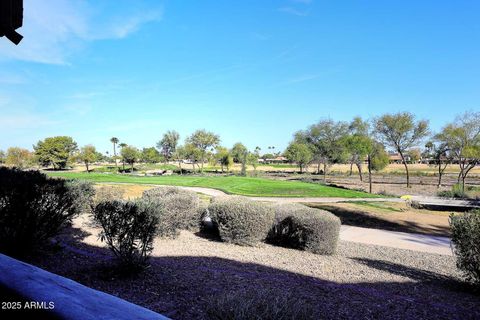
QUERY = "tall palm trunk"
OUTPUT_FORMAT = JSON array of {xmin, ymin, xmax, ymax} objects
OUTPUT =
[{"xmin": 113, "ymin": 143, "xmax": 117, "ymax": 169}]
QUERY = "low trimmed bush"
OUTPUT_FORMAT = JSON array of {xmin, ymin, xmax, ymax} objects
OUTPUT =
[
  {"xmin": 450, "ymin": 210, "xmax": 480, "ymax": 287},
  {"xmin": 208, "ymin": 196, "xmax": 274, "ymax": 246},
  {"xmin": 93, "ymin": 199, "xmax": 158, "ymax": 271},
  {"xmin": 142, "ymin": 187, "xmax": 201, "ymax": 234},
  {"xmin": 0, "ymin": 167, "xmax": 78, "ymax": 256},
  {"xmin": 269, "ymin": 203, "xmax": 340, "ymax": 255},
  {"xmin": 142, "ymin": 186, "xmax": 185, "ymax": 199}
]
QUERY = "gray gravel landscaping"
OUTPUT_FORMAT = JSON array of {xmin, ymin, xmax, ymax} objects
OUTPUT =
[{"xmin": 29, "ymin": 215, "xmax": 480, "ymax": 320}]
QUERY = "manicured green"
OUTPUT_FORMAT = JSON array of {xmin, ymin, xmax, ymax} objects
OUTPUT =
[{"xmin": 46, "ymin": 172, "xmax": 379, "ymax": 198}]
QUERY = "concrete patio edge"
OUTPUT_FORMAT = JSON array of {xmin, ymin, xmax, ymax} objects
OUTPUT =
[{"xmin": 0, "ymin": 253, "xmax": 169, "ymax": 320}]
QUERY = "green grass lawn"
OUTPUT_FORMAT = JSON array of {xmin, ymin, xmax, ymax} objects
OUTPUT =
[{"xmin": 47, "ymin": 172, "xmax": 380, "ymax": 198}]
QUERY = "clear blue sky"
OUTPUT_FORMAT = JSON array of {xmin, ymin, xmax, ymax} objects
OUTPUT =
[{"xmin": 0, "ymin": 0, "xmax": 479, "ymax": 154}]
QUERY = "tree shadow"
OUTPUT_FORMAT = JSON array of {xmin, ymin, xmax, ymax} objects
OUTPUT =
[
  {"xmin": 306, "ymin": 204, "xmax": 451, "ymax": 237},
  {"xmin": 14, "ymin": 225, "xmax": 478, "ymax": 320},
  {"xmin": 352, "ymin": 257, "xmax": 465, "ymax": 289}
]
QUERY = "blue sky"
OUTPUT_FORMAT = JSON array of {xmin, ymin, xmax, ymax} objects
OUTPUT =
[{"xmin": 0, "ymin": 0, "xmax": 479, "ymax": 154}]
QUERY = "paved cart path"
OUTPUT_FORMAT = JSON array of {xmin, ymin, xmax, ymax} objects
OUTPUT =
[
  {"xmin": 339, "ymin": 225, "xmax": 452, "ymax": 256},
  {"xmin": 178, "ymin": 187, "xmax": 454, "ymax": 255},
  {"xmin": 100, "ymin": 183, "xmax": 456, "ymax": 255},
  {"xmin": 153, "ymin": 185, "xmax": 405, "ymax": 203}
]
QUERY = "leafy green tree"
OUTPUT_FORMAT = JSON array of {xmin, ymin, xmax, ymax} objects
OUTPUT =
[
  {"xmin": 231, "ymin": 142, "xmax": 248, "ymax": 163},
  {"xmin": 78, "ymin": 145, "xmax": 97, "ymax": 172},
  {"xmin": 141, "ymin": 147, "xmax": 162, "ymax": 164},
  {"xmin": 215, "ymin": 146, "xmax": 233, "ymax": 173},
  {"xmin": 424, "ymin": 140, "xmax": 451, "ymax": 187},
  {"xmin": 345, "ymin": 117, "xmax": 371, "ymax": 179},
  {"xmin": 240, "ymin": 151, "xmax": 248, "ymax": 176},
  {"xmin": 110, "ymin": 137, "xmax": 119, "ymax": 168},
  {"xmin": 435, "ymin": 112, "xmax": 480, "ymax": 191},
  {"xmin": 173, "ymin": 145, "xmax": 186, "ymax": 174},
  {"xmin": 374, "ymin": 112, "xmax": 429, "ymax": 187},
  {"xmin": 344, "ymin": 134, "xmax": 371, "ymax": 181},
  {"xmin": 247, "ymin": 152, "xmax": 259, "ymax": 175},
  {"xmin": 119, "ymin": 143, "xmax": 127, "ymax": 170},
  {"xmin": 408, "ymin": 148, "xmax": 422, "ymax": 163},
  {"xmin": 296, "ymin": 119, "xmax": 350, "ymax": 182},
  {"xmin": 157, "ymin": 130, "xmax": 180, "ymax": 162},
  {"xmin": 284, "ymin": 142, "xmax": 313, "ymax": 173},
  {"xmin": 261, "ymin": 153, "xmax": 274, "ymax": 162},
  {"xmin": 344, "ymin": 117, "xmax": 389, "ymax": 192},
  {"xmin": 366, "ymin": 142, "xmax": 389, "ymax": 193},
  {"xmin": 120, "ymin": 145, "xmax": 139, "ymax": 172},
  {"xmin": 186, "ymin": 129, "xmax": 220, "ymax": 173},
  {"xmin": 33, "ymin": 136, "xmax": 78, "ymax": 170},
  {"xmin": 184, "ymin": 143, "xmax": 202, "ymax": 172},
  {"xmin": 349, "ymin": 116, "xmax": 370, "ymax": 136},
  {"xmin": 0, "ymin": 150, "xmax": 5, "ymax": 164},
  {"xmin": 5, "ymin": 147, "xmax": 33, "ymax": 168},
  {"xmin": 95, "ymin": 151, "xmax": 107, "ymax": 162}
]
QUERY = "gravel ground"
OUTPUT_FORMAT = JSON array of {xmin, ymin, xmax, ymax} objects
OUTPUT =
[{"xmin": 29, "ymin": 215, "xmax": 480, "ymax": 320}]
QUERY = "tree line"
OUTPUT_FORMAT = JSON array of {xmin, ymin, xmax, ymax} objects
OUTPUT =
[{"xmin": 0, "ymin": 111, "xmax": 479, "ymax": 191}]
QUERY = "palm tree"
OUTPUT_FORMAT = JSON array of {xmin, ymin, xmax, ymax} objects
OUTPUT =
[
  {"xmin": 119, "ymin": 143, "xmax": 127, "ymax": 170},
  {"xmin": 110, "ymin": 137, "xmax": 119, "ymax": 169}
]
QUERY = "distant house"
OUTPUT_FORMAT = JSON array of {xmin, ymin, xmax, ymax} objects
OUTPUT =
[
  {"xmin": 261, "ymin": 156, "xmax": 289, "ymax": 164},
  {"xmin": 388, "ymin": 153, "xmax": 412, "ymax": 164}
]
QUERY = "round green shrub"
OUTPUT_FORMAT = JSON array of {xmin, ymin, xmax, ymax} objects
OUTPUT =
[
  {"xmin": 269, "ymin": 203, "xmax": 341, "ymax": 255},
  {"xmin": 450, "ymin": 210, "xmax": 480, "ymax": 287},
  {"xmin": 208, "ymin": 196, "xmax": 275, "ymax": 246},
  {"xmin": 142, "ymin": 187, "xmax": 201, "ymax": 236}
]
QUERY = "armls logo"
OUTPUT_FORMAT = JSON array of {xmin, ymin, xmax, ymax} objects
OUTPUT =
[{"xmin": 23, "ymin": 301, "xmax": 55, "ymax": 310}]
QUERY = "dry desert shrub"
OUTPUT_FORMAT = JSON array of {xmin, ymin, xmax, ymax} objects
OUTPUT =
[
  {"xmin": 208, "ymin": 196, "xmax": 275, "ymax": 246},
  {"xmin": 142, "ymin": 187, "xmax": 201, "ymax": 237},
  {"xmin": 269, "ymin": 203, "xmax": 341, "ymax": 255}
]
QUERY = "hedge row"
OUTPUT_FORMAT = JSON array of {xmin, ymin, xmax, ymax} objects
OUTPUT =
[{"xmin": 206, "ymin": 197, "xmax": 341, "ymax": 255}]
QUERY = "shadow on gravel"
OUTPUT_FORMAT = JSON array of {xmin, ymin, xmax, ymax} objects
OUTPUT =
[
  {"xmin": 352, "ymin": 258, "xmax": 466, "ymax": 288},
  {"xmin": 18, "ymin": 226, "xmax": 480, "ymax": 320}
]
